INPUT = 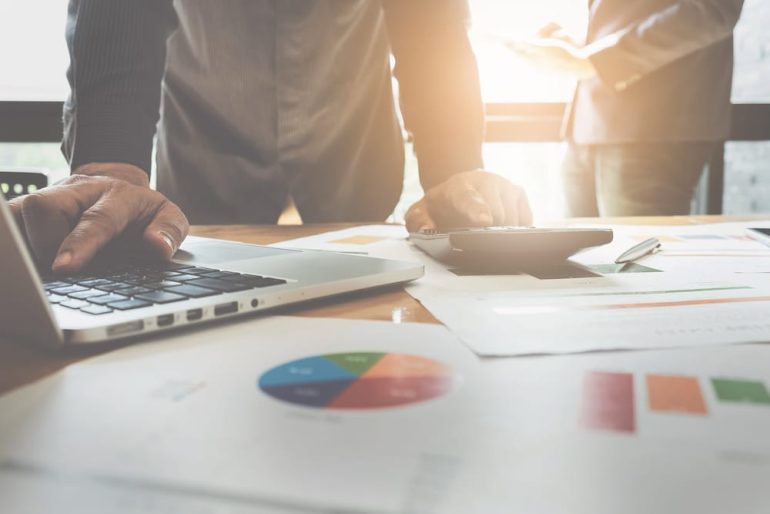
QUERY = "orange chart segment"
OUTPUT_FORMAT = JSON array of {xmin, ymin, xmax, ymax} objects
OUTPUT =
[{"xmin": 362, "ymin": 353, "xmax": 450, "ymax": 379}]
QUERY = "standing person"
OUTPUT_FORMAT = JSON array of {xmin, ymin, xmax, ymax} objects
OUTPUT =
[
  {"xmin": 515, "ymin": 0, "xmax": 744, "ymax": 216},
  {"xmin": 9, "ymin": 0, "xmax": 532, "ymax": 273}
]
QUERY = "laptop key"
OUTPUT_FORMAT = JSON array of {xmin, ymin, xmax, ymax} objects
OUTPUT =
[
  {"xmin": 76, "ymin": 278, "xmax": 114, "ymax": 288},
  {"xmin": 43, "ymin": 281, "xmax": 73, "ymax": 291},
  {"xmin": 50, "ymin": 285, "xmax": 88, "ymax": 295},
  {"xmin": 94, "ymin": 281, "xmax": 132, "ymax": 292},
  {"xmin": 198, "ymin": 271, "xmax": 240, "ymax": 279},
  {"xmin": 167, "ymin": 274, "xmax": 202, "ymax": 282},
  {"xmin": 46, "ymin": 293, "xmax": 68, "ymax": 304},
  {"xmin": 184, "ymin": 278, "xmax": 252, "ymax": 292},
  {"xmin": 161, "ymin": 263, "xmax": 196, "ymax": 271},
  {"xmin": 88, "ymin": 293, "xmax": 129, "ymax": 305},
  {"xmin": 163, "ymin": 284, "xmax": 221, "ymax": 298},
  {"xmin": 68, "ymin": 289, "xmax": 109, "ymax": 300},
  {"xmin": 108, "ymin": 299, "xmax": 153, "ymax": 311},
  {"xmin": 80, "ymin": 305, "xmax": 113, "ymax": 315},
  {"xmin": 141, "ymin": 280, "xmax": 183, "ymax": 289},
  {"xmin": 134, "ymin": 291, "xmax": 187, "ymax": 304},
  {"xmin": 114, "ymin": 286, "xmax": 153, "ymax": 297},
  {"xmin": 60, "ymin": 299, "xmax": 91, "ymax": 310},
  {"xmin": 231, "ymin": 276, "xmax": 287, "ymax": 288},
  {"xmin": 183, "ymin": 267, "xmax": 218, "ymax": 275}
]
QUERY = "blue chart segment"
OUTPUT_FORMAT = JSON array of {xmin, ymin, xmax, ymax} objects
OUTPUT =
[{"xmin": 258, "ymin": 353, "xmax": 454, "ymax": 410}]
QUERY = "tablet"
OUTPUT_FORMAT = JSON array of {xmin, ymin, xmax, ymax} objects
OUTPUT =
[{"xmin": 409, "ymin": 226, "xmax": 613, "ymax": 268}]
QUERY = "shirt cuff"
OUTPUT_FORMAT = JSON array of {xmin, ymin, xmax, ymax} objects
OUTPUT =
[{"xmin": 63, "ymin": 102, "xmax": 155, "ymax": 176}]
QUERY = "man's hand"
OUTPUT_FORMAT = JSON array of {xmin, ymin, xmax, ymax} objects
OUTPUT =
[
  {"xmin": 8, "ymin": 163, "xmax": 188, "ymax": 274},
  {"xmin": 405, "ymin": 171, "xmax": 533, "ymax": 232},
  {"xmin": 510, "ymin": 37, "xmax": 597, "ymax": 80}
]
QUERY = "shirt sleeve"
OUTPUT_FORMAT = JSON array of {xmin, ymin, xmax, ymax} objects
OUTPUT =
[
  {"xmin": 585, "ymin": 0, "xmax": 744, "ymax": 91},
  {"xmin": 61, "ymin": 0, "xmax": 177, "ymax": 175},
  {"xmin": 382, "ymin": 0, "xmax": 485, "ymax": 191}
]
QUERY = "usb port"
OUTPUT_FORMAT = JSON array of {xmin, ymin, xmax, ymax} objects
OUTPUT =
[
  {"xmin": 107, "ymin": 320, "xmax": 144, "ymax": 337},
  {"xmin": 214, "ymin": 301, "xmax": 238, "ymax": 317},
  {"xmin": 186, "ymin": 308, "xmax": 203, "ymax": 322},
  {"xmin": 157, "ymin": 314, "xmax": 175, "ymax": 327}
]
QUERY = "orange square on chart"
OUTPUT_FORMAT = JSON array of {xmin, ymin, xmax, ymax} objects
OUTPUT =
[
  {"xmin": 632, "ymin": 235, "xmax": 682, "ymax": 243},
  {"xmin": 330, "ymin": 235, "xmax": 388, "ymax": 245},
  {"xmin": 647, "ymin": 374, "xmax": 708, "ymax": 415}
]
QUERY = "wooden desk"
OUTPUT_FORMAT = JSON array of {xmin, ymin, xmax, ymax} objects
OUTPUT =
[
  {"xmin": 0, "ymin": 224, "xmax": 436, "ymax": 396},
  {"xmin": 0, "ymin": 216, "xmax": 760, "ymax": 395}
]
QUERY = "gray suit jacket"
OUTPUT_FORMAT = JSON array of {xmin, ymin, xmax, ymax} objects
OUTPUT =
[{"xmin": 566, "ymin": 0, "xmax": 745, "ymax": 144}]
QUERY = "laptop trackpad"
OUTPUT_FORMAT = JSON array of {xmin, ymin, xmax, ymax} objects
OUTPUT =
[{"xmin": 174, "ymin": 237, "xmax": 297, "ymax": 265}]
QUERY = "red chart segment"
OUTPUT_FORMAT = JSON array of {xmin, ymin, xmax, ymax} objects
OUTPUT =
[
  {"xmin": 259, "ymin": 353, "xmax": 455, "ymax": 410},
  {"xmin": 328, "ymin": 376, "xmax": 454, "ymax": 410}
]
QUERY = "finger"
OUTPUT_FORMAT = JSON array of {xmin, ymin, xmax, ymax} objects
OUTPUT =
[
  {"xmin": 143, "ymin": 199, "xmax": 189, "ymax": 260},
  {"xmin": 18, "ymin": 193, "xmax": 74, "ymax": 267},
  {"xmin": 7, "ymin": 197, "xmax": 28, "ymax": 238},
  {"xmin": 53, "ymin": 185, "xmax": 158, "ymax": 273},
  {"xmin": 478, "ymin": 181, "xmax": 506, "ymax": 225},
  {"xmin": 536, "ymin": 22, "xmax": 562, "ymax": 38},
  {"xmin": 448, "ymin": 185, "xmax": 493, "ymax": 227},
  {"xmin": 405, "ymin": 199, "xmax": 436, "ymax": 233},
  {"xmin": 6, "ymin": 197, "xmax": 36, "ymax": 260},
  {"xmin": 14, "ymin": 180, "xmax": 104, "ymax": 266},
  {"xmin": 501, "ymin": 183, "xmax": 534, "ymax": 226},
  {"xmin": 7, "ymin": 197, "xmax": 24, "ymax": 229}
]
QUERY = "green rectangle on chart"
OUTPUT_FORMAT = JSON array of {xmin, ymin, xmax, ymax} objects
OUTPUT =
[{"xmin": 711, "ymin": 378, "xmax": 770, "ymax": 405}]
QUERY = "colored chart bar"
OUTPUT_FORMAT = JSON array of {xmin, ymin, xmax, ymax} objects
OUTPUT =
[
  {"xmin": 583, "ymin": 371, "xmax": 635, "ymax": 433},
  {"xmin": 712, "ymin": 378, "xmax": 770, "ymax": 405},
  {"xmin": 329, "ymin": 235, "xmax": 388, "ymax": 245},
  {"xmin": 647, "ymin": 375, "xmax": 708, "ymax": 415}
]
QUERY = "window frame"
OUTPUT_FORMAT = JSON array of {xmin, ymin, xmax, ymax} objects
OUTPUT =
[{"xmin": 2, "ymin": 100, "xmax": 770, "ymax": 213}]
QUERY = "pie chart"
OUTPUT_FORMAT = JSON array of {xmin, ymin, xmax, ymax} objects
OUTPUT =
[{"xmin": 258, "ymin": 352, "xmax": 456, "ymax": 409}]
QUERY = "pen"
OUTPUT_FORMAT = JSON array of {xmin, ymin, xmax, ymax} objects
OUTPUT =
[{"xmin": 614, "ymin": 238, "xmax": 661, "ymax": 264}]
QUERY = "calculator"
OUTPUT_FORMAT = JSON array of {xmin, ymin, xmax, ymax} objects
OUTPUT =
[{"xmin": 409, "ymin": 226, "xmax": 614, "ymax": 268}]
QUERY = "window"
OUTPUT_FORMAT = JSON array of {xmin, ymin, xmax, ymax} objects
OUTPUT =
[
  {"xmin": 0, "ymin": 0, "xmax": 69, "ymax": 182},
  {"xmin": 469, "ymin": 0, "xmax": 586, "ymax": 103},
  {"xmin": 0, "ymin": 1, "xmax": 68, "ymax": 101},
  {"xmin": 2, "ymin": 1, "xmax": 769, "ymax": 218},
  {"xmin": 724, "ymin": 0, "xmax": 770, "ymax": 214}
]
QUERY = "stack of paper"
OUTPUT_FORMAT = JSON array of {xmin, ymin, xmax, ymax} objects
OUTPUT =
[{"xmin": 273, "ymin": 223, "xmax": 770, "ymax": 357}]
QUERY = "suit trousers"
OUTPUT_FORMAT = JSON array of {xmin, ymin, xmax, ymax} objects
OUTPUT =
[{"xmin": 562, "ymin": 142, "xmax": 716, "ymax": 217}]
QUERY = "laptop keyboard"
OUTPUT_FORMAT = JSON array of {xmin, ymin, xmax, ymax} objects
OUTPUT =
[{"xmin": 42, "ymin": 263, "xmax": 287, "ymax": 316}]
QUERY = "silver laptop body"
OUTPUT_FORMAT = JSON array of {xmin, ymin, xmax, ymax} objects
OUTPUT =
[{"xmin": 0, "ymin": 195, "xmax": 423, "ymax": 347}]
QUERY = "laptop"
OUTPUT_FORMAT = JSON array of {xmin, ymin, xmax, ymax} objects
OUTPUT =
[{"xmin": 0, "ymin": 194, "xmax": 423, "ymax": 347}]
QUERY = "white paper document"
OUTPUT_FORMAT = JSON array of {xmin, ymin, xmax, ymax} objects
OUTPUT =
[
  {"xmin": 271, "ymin": 223, "xmax": 770, "ymax": 356},
  {"xmin": 2, "ymin": 318, "xmax": 770, "ymax": 513},
  {"xmin": 0, "ymin": 317, "xmax": 481, "ymax": 514}
]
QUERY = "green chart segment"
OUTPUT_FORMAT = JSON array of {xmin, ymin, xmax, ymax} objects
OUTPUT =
[{"xmin": 258, "ymin": 353, "xmax": 454, "ymax": 409}]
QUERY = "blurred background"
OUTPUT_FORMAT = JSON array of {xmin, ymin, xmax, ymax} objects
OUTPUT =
[{"xmin": 1, "ymin": 0, "xmax": 769, "ymax": 221}]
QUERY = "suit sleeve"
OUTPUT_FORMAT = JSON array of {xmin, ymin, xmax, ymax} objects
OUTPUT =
[
  {"xmin": 62, "ymin": 0, "xmax": 177, "ymax": 175},
  {"xmin": 585, "ymin": 0, "xmax": 744, "ymax": 91},
  {"xmin": 382, "ymin": 0, "xmax": 485, "ymax": 191}
]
